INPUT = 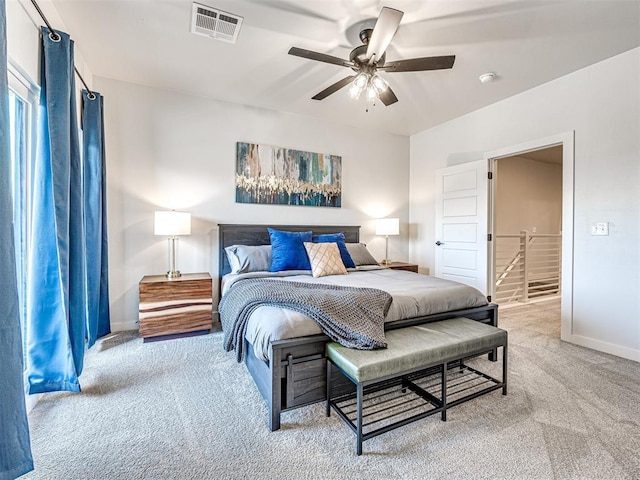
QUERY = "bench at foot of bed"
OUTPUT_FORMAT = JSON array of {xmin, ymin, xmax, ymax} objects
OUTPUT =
[
  {"xmin": 243, "ymin": 304, "xmax": 499, "ymax": 432},
  {"xmin": 326, "ymin": 317, "xmax": 508, "ymax": 455}
]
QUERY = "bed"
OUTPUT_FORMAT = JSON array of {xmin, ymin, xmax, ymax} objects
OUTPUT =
[{"xmin": 218, "ymin": 224, "xmax": 498, "ymax": 431}]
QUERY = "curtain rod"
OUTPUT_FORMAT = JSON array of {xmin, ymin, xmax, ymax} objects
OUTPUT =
[{"xmin": 29, "ymin": 0, "xmax": 96, "ymax": 100}]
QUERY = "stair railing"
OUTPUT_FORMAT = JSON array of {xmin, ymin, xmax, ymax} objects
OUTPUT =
[{"xmin": 494, "ymin": 231, "xmax": 561, "ymax": 305}]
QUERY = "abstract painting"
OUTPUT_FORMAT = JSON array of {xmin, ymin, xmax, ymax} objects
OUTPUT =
[{"xmin": 235, "ymin": 142, "xmax": 342, "ymax": 207}]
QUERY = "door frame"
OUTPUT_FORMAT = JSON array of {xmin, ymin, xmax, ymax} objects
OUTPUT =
[{"xmin": 484, "ymin": 131, "xmax": 574, "ymax": 341}]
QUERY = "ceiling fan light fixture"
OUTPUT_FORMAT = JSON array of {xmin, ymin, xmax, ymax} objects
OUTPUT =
[
  {"xmin": 366, "ymin": 85, "xmax": 378, "ymax": 102},
  {"xmin": 354, "ymin": 72, "xmax": 369, "ymax": 89},
  {"xmin": 349, "ymin": 72, "xmax": 370, "ymax": 100},
  {"xmin": 371, "ymin": 74, "xmax": 388, "ymax": 93},
  {"xmin": 349, "ymin": 82, "xmax": 363, "ymax": 100}
]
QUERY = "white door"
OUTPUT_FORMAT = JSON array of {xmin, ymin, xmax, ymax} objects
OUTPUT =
[{"xmin": 435, "ymin": 160, "xmax": 489, "ymax": 295}]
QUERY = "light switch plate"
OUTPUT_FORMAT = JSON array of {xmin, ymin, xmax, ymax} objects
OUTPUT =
[{"xmin": 591, "ymin": 222, "xmax": 609, "ymax": 236}]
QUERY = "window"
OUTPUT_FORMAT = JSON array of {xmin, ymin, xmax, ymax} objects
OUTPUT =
[{"xmin": 7, "ymin": 62, "xmax": 38, "ymax": 366}]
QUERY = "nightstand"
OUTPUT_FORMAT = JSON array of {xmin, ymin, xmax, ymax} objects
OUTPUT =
[
  {"xmin": 383, "ymin": 262, "xmax": 419, "ymax": 273},
  {"xmin": 139, "ymin": 272, "xmax": 213, "ymax": 342}
]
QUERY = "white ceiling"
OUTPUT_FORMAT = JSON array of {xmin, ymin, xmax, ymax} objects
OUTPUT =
[{"xmin": 49, "ymin": 0, "xmax": 640, "ymax": 136}]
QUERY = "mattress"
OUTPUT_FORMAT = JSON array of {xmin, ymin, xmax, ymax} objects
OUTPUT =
[{"xmin": 221, "ymin": 267, "xmax": 488, "ymax": 361}]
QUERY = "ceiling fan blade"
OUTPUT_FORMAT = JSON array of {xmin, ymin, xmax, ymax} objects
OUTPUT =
[
  {"xmin": 288, "ymin": 47, "xmax": 354, "ymax": 68},
  {"xmin": 311, "ymin": 75, "xmax": 356, "ymax": 100},
  {"xmin": 379, "ymin": 55, "xmax": 456, "ymax": 72},
  {"xmin": 378, "ymin": 86, "xmax": 398, "ymax": 106},
  {"xmin": 366, "ymin": 7, "xmax": 404, "ymax": 63}
]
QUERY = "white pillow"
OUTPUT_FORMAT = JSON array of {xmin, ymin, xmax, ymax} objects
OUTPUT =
[
  {"xmin": 303, "ymin": 242, "xmax": 347, "ymax": 278},
  {"xmin": 224, "ymin": 245, "xmax": 272, "ymax": 274},
  {"xmin": 345, "ymin": 243, "xmax": 379, "ymax": 266}
]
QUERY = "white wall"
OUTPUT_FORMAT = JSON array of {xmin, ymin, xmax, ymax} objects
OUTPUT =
[
  {"xmin": 6, "ymin": 0, "xmax": 39, "ymax": 80},
  {"xmin": 96, "ymin": 78, "xmax": 410, "ymax": 331},
  {"xmin": 410, "ymin": 47, "xmax": 640, "ymax": 361},
  {"xmin": 7, "ymin": 0, "xmax": 92, "ymax": 95}
]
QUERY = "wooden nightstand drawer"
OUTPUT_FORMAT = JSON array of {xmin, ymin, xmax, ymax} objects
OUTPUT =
[
  {"xmin": 139, "ymin": 273, "xmax": 212, "ymax": 341},
  {"xmin": 384, "ymin": 262, "xmax": 419, "ymax": 273}
]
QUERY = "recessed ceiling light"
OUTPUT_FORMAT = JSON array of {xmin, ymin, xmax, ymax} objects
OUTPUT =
[{"xmin": 479, "ymin": 72, "xmax": 496, "ymax": 83}]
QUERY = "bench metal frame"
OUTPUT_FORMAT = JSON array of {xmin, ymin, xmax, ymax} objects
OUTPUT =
[{"xmin": 327, "ymin": 344, "xmax": 508, "ymax": 455}]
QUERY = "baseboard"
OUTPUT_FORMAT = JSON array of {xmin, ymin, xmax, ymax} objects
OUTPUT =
[
  {"xmin": 110, "ymin": 320, "xmax": 138, "ymax": 333},
  {"xmin": 111, "ymin": 317, "xmax": 220, "ymax": 334},
  {"xmin": 562, "ymin": 333, "xmax": 640, "ymax": 362},
  {"xmin": 25, "ymin": 392, "xmax": 42, "ymax": 414}
]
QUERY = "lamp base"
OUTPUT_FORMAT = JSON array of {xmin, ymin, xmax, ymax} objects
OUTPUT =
[
  {"xmin": 166, "ymin": 270, "xmax": 182, "ymax": 279},
  {"xmin": 381, "ymin": 236, "xmax": 392, "ymax": 266}
]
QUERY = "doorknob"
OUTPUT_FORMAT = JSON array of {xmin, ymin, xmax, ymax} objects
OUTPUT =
[{"xmin": 435, "ymin": 241, "xmax": 444, "ymax": 246}]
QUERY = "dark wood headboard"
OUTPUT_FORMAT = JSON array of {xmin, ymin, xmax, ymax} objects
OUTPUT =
[{"xmin": 218, "ymin": 224, "xmax": 360, "ymax": 279}]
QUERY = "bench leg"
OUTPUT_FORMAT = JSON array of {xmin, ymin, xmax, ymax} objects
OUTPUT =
[
  {"xmin": 326, "ymin": 359, "xmax": 332, "ymax": 417},
  {"xmin": 488, "ymin": 348, "xmax": 497, "ymax": 362},
  {"xmin": 502, "ymin": 344, "xmax": 508, "ymax": 395},
  {"xmin": 356, "ymin": 383, "xmax": 364, "ymax": 455},
  {"xmin": 441, "ymin": 361, "xmax": 447, "ymax": 421}
]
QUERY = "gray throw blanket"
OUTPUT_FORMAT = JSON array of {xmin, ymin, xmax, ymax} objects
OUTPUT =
[{"xmin": 219, "ymin": 278, "xmax": 392, "ymax": 362}]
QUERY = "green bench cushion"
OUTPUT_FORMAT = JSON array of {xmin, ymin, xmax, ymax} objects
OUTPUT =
[{"xmin": 327, "ymin": 317, "xmax": 507, "ymax": 383}]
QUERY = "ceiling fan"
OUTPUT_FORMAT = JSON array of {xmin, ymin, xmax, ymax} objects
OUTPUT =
[{"xmin": 288, "ymin": 6, "xmax": 455, "ymax": 106}]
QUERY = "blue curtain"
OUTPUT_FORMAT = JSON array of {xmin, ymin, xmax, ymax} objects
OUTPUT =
[
  {"xmin": 0, "ymin": 0, "xmax": 35, "ymax": 476},
  {"xmin": 26, "ymin": 27, "xmax": 87, "ymax": 394},
  {"xmin": 82, "ymin": 90, "xmax": 111, "ymax": 346}
]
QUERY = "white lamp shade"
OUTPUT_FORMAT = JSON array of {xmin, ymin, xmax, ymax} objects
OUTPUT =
[
  {"xmin": 154, "ymin": 211, "xmax": 191, "ymax": 236},
  {"xmin": 376, "ymin": 217, "xmax": 399, "ymax": 236}
]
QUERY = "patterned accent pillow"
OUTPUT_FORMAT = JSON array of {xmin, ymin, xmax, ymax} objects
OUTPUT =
[
  {"xmin": 312, "ymin": 232, "xmax": 356, "ymax": 268},
  {"xmin": 303, "ymin": 242, "xmax": 348, "ymax": 278}
]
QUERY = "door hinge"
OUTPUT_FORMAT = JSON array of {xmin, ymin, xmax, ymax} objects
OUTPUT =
[
  {"xmin": 488, "ymin": 171, "xmax": 493, "ymax": 180},
  {"xmin": 488, "ymin": 233, "xmax": 492, "ymax": 241}
]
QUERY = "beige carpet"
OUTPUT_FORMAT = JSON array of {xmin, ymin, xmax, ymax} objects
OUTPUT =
[{"xmin": 22, "ymin": 300, "xmax": 640, "ymax": 479}]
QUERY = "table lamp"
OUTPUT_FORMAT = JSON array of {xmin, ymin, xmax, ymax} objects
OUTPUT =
[
  {"xmin": 376, "ymin": 217, "xmax": 399, "ymax": 265},
  {"xmin": 154, "ymin": 210, "xmax": 191, "ymax": 278}
]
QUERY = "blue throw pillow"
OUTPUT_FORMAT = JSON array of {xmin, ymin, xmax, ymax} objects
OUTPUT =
[
  {"xmin": 312, "ymin": 232, "xmax": 356, "ymax": 269},
  {"xmin": 268, "ymin": 228, "xmax": 313, "ymax": 272}
]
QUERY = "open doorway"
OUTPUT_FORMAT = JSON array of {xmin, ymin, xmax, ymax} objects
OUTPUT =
[
  {"xmin": 486, "ymin": 131, "xmax": 574, "ymax": 343},
  {"xmin": 492, "ymin": 146, "xmax": 563, "ymax": 306}
]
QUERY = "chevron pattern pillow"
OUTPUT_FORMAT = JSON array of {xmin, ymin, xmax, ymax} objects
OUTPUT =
[{"xmin": 304, "ymin": 242, "xmax": 347, "ymax": 278}]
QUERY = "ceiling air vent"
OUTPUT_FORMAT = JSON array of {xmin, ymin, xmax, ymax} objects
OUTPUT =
[{"xmin": 190, "ymin": 2, "xmax": 243, "ymax": 44}]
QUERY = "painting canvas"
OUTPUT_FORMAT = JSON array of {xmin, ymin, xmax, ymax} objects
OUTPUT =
[{"xmin": 236, "ymin": 142, "xmax": 342, "ymax": 207}]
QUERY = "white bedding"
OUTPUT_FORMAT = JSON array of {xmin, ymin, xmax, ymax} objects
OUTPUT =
[{"xmin": 221, "ymin": 267, "xmax": 488, "ymax": 361}]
